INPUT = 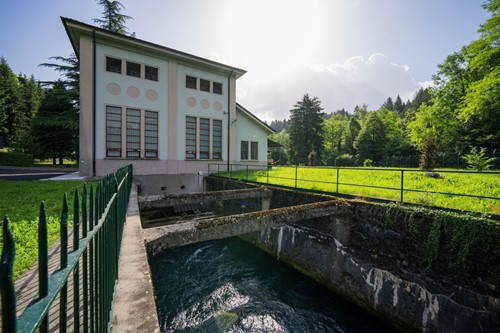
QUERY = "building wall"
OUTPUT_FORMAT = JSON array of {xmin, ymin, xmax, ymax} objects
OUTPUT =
[
  {"xmin": 95, "ymin": 44, "xmax": 169, "ymax": 160},
  {"xmin": 176, "ymin": 64, "xmax": 229, "ymax": 161},
  {"xmin": 235, "ymin": 109, "xmax": 269, "ymax": 164},
  {"xmin": 77, "ymin": 32, "xmax": 261, "ymax": 177}
]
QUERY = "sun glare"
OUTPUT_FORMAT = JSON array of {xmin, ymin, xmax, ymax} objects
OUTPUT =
[{"xmin": 219, "ymin": 0, "xmax": 327, "ymax": 73}]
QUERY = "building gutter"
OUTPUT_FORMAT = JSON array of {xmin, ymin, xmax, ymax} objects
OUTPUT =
[
  {"xmin": 227, "ymin": 70, "xmax": 233, "ymax": 170},
  {"xmin": 92, "ymin": 28, "xmax": 96, "ymax": 177}
]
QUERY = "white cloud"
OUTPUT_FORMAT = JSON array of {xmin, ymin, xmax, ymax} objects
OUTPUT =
[{"xmin": 237, "ymin": 53, "xmax": 424, "ymax": 122}]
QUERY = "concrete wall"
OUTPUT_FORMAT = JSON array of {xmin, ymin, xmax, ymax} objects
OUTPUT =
[{"xmin": 207, "ymin": 178, "xmax": 500, "ymax": 333}]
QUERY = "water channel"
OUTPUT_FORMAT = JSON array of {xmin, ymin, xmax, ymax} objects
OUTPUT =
[{"xmin": 149, "ymin": 237, "xmax": 400, "ymax": 333}]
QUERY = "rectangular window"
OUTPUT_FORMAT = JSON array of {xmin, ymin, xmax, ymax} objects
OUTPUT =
[
  {"xmin": 241, "ymin": 141, "xmax": 249, "ymax": 160},
  {"xmin": 251, "ymin": 141, "xmax": 258, "ymax": 160},
  {"xmin": 145, "ymin": 66, "xmax": 158, "ymax": 81},
  {"xmin": 126, "ymin": 61, "xmax": 141, "ymax": 77},
  {"xmin": 106, "ymin": 106, "xmax": 122, "ymax": 157},
  {"xmin": 106, "ymin": 57, "xmax": 122, "ymax": 74},
  {"xmin": 199, "ymin": 118, "xmax": 210, "ymax": 159},
  {"xmin": 145, "ymin": 111, "xmax": 158, "ymax": 158},
  {"xmin": 186, "ymin": 75, "xmax": 197, "ymax": 89},
  {"xmin": 186, "ymin": 116, "xmax": 197, "ymax": 159},
  {"xmin": 126, "ymin": 108, "xmax": 141, "ymax": 158},
  {"xmin": 212, "ymin": 120, "xmax": 222, "ymax": 160},
  {"xmin": 200, "ymin": 79, "xmax": 210, "ymax": 92},
  {"xmin": 213, "ymin": 82, "xmax": 223, "ymax": 95}
]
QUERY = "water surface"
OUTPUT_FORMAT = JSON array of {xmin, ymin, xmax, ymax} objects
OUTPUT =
[{"xmin": 149, "ymin": 238, "xmax": 399, "ymax": 333}]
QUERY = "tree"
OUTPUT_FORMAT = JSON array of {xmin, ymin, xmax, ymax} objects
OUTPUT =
[
  {"xmin": 382, "ymin": 97, "xmax": 394, "ymax": 111},
  {"xmin": 353, "ymin": 104, "xmax": 369, "ymax": 124},
  {"xmin": 93, "ymin": 0, "xmax": 133, "ymax": 35},
  {"xmin": 288, "ymin": 94, "xmax": 325, "ymax": 165},
  {"xmin": 344, "ymin": 117, "xmax": 361, "ymax": 157},
  {"xmin": 323, "ymin": 112, "xmax": 349, "ymax": 165},
  {"xmin": 10, "ymin": 75, "xmax": 43, "ymax": 152},
  {"xmin": 462, "ymin": 146, "xmax": 496, "ymax": 171},
  {"xmin": 355, "ymin": 112, "xmax": 386, "ymax": 165},
  {"xmin": 268, "ymin": 130, "xmax": 290, "ymax": 165},
  {"xmin": 39, "ymin": 54, "xmax": 79, "ymax": 95},
  {"xmin": 419, "ymin": 137, "xmax": 438, "ymax": 170},
  {"xmin": 33, "ymin": 81, "xmax": 78, "ymax": 164},
  {"xmin": 0, "ymin": 57, "xmax": 20, "ymax": 145},
  {"xmin": 394, "ymin": 95, "xmax": 405, "ymax": 117}
]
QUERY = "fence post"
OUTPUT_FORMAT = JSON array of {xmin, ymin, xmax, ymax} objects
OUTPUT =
[
  {"xmin": 39, "ymin": 203, "xmax": 49, "ymax": 332},
  {"xmin": 336, "ymin": 168, "xmax": 339, "ymax": 193},
  {"xmin": 82, "ymin": 184, "xmax": 89, "ymax": 333},
  {"xmin": 295, "ymin": 165, "xmax": 298, "ymax": 188},
  {"xmin": 1, "ymin": 216, "xmax": 17, "ymax": 333},
  {"xmin": 400, "ymin": 170, "xmax": 404, "ymax": 203},
  {"xmin": 73, "ymin": 188, "xmax": 80, "ymax": 333},
  {"xmin": 267, "ymin": 165, "xmax": 269, "ymax": 184},
  {"xmin": 246, "ymin": 165, "xmax": 249, "ymax": 180},
  {"xmin": 60, "ymin": 194, "xmax": 69, "ymax": 332}
]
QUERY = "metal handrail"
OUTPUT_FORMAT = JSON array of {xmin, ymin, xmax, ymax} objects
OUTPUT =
[
  {"xmin": 208, "ymin": 163, "xmax": 500, "ymax": 211},
  {"xmin": 0, "ymin": 164, "xmax": 133, "ymax": 332}
]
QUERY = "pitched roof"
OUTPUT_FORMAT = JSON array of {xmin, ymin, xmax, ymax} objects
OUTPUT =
[
  {"xmin": 61, "ymin": 17, "xmax": 246, "ymax": 78},
  {"xmin": 236, "ymin": 103, "xmax": 275, "ymax": 134}
]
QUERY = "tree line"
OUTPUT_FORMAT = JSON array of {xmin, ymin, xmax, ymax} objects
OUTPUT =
[{"xmin": 269, "ymin": 0, "xmax": 499, "ymax": 169}]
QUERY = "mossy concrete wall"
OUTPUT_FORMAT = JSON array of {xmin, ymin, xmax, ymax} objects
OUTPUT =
[{"xmin": 207, "ymin": 177, "xmax": 500, "ymax": 333}]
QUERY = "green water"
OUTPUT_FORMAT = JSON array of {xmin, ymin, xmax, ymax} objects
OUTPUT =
[{"xmin": 149, "ymin": 238, "xmax": 399, "ymax": 333}]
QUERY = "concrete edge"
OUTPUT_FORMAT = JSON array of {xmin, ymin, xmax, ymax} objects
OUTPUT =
[{"xmin": 112, "ymin": 183, "xmax": 160, "ymax": 333}]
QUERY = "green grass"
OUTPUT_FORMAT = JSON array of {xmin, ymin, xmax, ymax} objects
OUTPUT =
[
  {"xmin": 221, "ymin": 166, "xmax": 500, "ymax": 214},
  {"xmin": 0, "ymin": 180, "xmax": 92, "ymax": 280}
]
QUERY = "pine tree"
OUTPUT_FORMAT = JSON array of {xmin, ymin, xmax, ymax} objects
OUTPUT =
[
  {"xmin": 93, "ymin": 0, "xmax": 133, "ymax": 35},
  {"xmin": 394, "ymin": 95, "xmax": 405, "ymax": 117},
  {"xmin": 33, "ymin": 81, "xmax": 78, "ymax": 164},
  {"xmin": 383, "ymin": 97, "xmax": 394, "ymax": 110},
  {"xmin": 0, "ymin": 57, "xmax": 20, "ymax": 146},
  {"xmin": 288, "ymin": 94, "xmax": 325, "ymax": 165}
]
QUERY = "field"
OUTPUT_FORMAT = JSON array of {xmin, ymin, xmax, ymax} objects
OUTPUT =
[
  {"xmin": 0, "ymin": 180, "xmax": 92, "ymax": 279},
  {"xmin": 219, "ymin": 166, "xmax": 500, "ymax": 214}
]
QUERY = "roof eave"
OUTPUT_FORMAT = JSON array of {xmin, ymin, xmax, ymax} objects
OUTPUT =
[
  {"xmin": 61, "ymin": 17, "xmax": 247, "ymax": 78},
  {"xmin": 236, "ymin": 103, "xmax": 275, "ymax": 134}
]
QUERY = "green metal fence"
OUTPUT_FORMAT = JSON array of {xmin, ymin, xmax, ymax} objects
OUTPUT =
[
  {"xmin": 208, "ymin": 163, "xmax": 500, "ymax": 213},
  {"xmin": 0, "ymin": 164, "xmax": 133, "ymax": 332}
]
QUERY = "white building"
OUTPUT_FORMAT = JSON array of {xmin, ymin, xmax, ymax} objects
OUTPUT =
[{"xmin": 62, "ymin": 17, "xmax": 274, "ymax": 186}]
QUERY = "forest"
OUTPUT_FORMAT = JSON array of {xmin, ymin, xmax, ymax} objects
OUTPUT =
[{"xmin": 269, "ymin": 0, "xmax": 499, "ymax": 170}]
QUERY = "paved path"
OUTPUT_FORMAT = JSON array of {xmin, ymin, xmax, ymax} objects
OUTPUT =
[{"xmin": 0, "ymin": 166, "xmax": 80, "ymax": 181}]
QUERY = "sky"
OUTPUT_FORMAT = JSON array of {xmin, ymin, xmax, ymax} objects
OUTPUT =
[{"xmin": 0, "ymin": 0, "xmax": 488, "ymax": 122}]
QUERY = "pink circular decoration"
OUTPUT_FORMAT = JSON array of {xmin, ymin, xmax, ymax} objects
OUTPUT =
[
  {"xmin": 213, "ymin": 101, "xmax": 223, "ymax": 112},
  {"xmin": 187, "ymin": 97, "xmax": 197, "ymax": 107},
  {"xmin": 106, "ymin": 82, "xmax": 121, "ymax": 95},
  {"xmin": 201, "ymin": 99, "xmax": 210, "ymax": 110},
  {"xmin": 127, "ymin": 86, "xmax": 140, "ymax": 98},
  {"xmin": 146, "ymin": 89, "xmax": 158, "ymax": 101}
]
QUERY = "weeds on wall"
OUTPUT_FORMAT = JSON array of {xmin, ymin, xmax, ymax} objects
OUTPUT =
[{"xmin": 383, "ymin": 203, "xmax": 500, "ymax": 282}]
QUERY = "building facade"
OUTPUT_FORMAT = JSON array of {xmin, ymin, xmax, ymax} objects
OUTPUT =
[{"xmin": 62, "ymin": 17, "xmax": 273, "ymax": 178}]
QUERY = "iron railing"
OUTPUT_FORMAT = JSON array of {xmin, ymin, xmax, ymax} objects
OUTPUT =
[
  {"xmin": 0, "ymin": 164, "xmax": 133, "ymax": 332},
  {"xmin": 208, "ymin": 163, "xmax": 500, "ymax": 213}
]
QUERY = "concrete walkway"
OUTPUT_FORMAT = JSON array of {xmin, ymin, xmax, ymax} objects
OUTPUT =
[{"xmin": 112, "ymin": 184, "xmax": 160, "ymax": 332}]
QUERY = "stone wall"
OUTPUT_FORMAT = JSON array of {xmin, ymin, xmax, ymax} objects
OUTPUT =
[{"xmin": 207, "ymin": 177, "xmax": 500, "ymax": 333}]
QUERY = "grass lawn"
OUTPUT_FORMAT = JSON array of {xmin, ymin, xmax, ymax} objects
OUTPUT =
[
  {"xmin": 220, "ymin": 166, "xmax": 500, "ymax": 214},
  {"xmin": 0, "ymin": 179, "xmax": 93, "ymax": 280}
]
